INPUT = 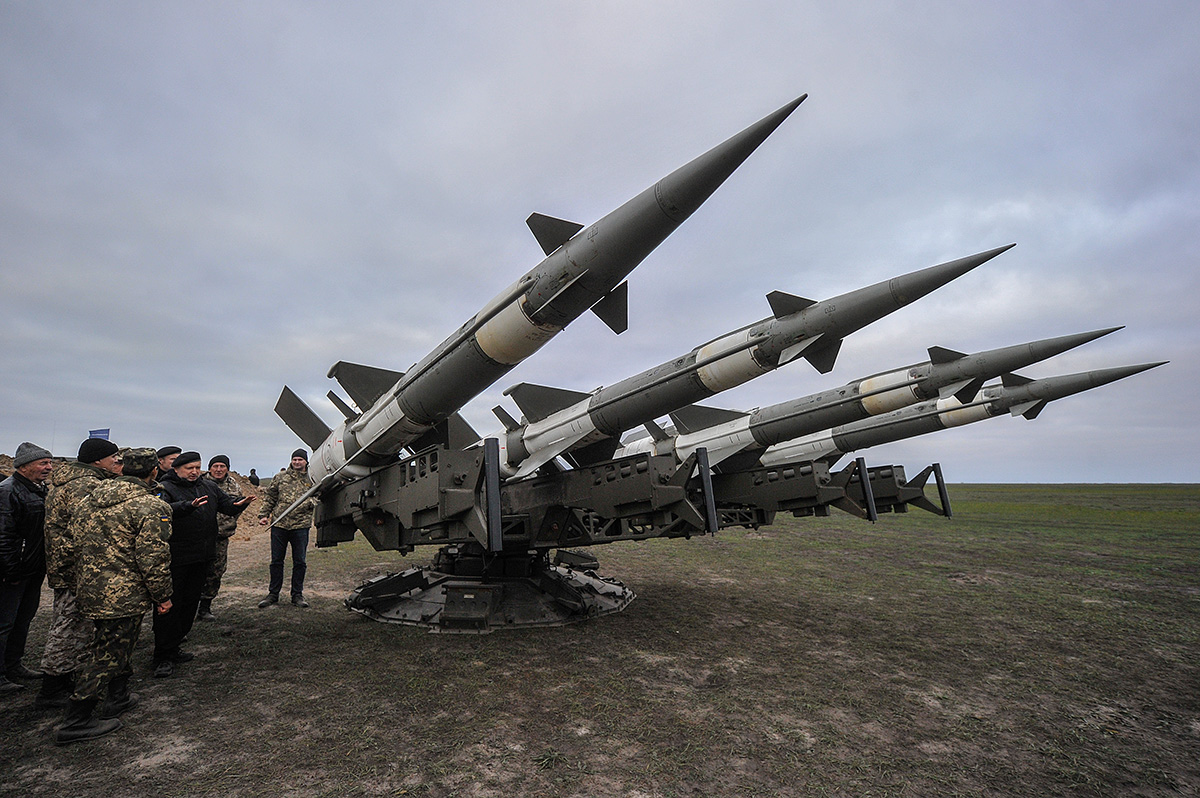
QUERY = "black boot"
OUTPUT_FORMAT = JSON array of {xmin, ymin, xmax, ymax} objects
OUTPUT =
[
  {"xmin": 99, "ymin": 674, "xmax": 138, "ymax": 718},
  {"xmin": 34, "ymin": 673, "xmax": 74, "ymax": 711},
  {"xmin": 54, "ymin": 699, "xmax": 122, "ymax": 745},
  {"xmin": 196, "ymin": 598, "xmax": 216, "ymax": 621}
]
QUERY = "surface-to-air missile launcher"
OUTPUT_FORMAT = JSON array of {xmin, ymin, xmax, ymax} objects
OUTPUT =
[{"xmin": 273, "ymin": 97, "xmax": 1165, "ymax": 632}]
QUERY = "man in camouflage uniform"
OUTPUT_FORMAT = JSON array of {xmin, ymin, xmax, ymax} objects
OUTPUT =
[
  {"xmin": 197, "ymin": 454, "xmax": 243, "ymax": 621},
  {"xmin": 257, "ymin": 449, "xmax": 316, "ymax": 608},
  {"xmin": 36, "ymin": 438, "xmax": 123, "ymax": 709},
  {"xmin": 56, "ymin": 447, "xmax": 173, "ymax": 746}
]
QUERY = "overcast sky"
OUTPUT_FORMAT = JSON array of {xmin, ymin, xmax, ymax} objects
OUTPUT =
[{"xmin": 2, "ymin": 2, "xmax": 1196, "ymax": 483}]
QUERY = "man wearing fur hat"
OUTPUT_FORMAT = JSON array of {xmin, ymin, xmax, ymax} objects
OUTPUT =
[
  {"xmin": 196, "ymin": 455, "xmax": 242, "ymax": 621},
  {"xmin": 0, "ymin": 442, "xmax": 54, "ymax": 693},
  {"xmin": 256, "ymin": 450, "xmax": 316, "ymax": 609},
  {"xmin": 35, "ymin": 438, "xmax": 123, "ymax": 709},
  {"xmin": 153, "ymin": 451, "xmax": 252, "ymax": 677}
]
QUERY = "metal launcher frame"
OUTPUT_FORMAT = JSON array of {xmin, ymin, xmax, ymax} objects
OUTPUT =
[{"xmin": 314, "ymin": 440, "xmax": 950, "ymax": 633}]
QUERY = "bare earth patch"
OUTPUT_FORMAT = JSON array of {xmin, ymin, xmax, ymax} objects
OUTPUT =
[{"xmin": 0, "ymin": 482, "xmax": 1197, "ymax": 796}]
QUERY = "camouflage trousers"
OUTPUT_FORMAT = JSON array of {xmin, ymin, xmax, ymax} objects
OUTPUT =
[
  {"xmin": 38, "ymin": 588, "xmax": 94, "ymax": 676},
  {"xmin": 201, "ymin": 536, "xmax": 230, "ymax": 601},
  {"xmin": 72, "ymin": 615, "xmax": 142, "ymax": 702}
]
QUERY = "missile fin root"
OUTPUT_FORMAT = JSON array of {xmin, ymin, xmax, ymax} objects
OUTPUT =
[
  {"xmin": 928, "ymin": 346, "xmax": 967, "ymax": 364},
  {"xmin": 275, "ymin": 387, "xmax": 333, "ymax": 451},
  {"xmin": 766, "ymin": 291, "xmax": 817, "ymax": 319},
  {"xmin": 504, "ymin": 382, "xmax": 592, "ymax": 423},
  {"xmin": 591, "ymin": 281, "xmax": 629, "ymax": 334},
  {"xmin": 802, "ymin": 337, "xmax": 843, "ymax": 374},
  {"xmin": 327, "ymin": 361, "xmax": 405, "ymax": 411},
  {"xmin": 1012, "ymin": 400, "xmax": 1048, "ymax": 420},
  {"xmin": 526, "ymin": 212, "xmax": 584, "ymax": 256}
]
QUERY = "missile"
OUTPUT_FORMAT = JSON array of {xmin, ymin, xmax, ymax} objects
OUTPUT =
[
  {"xmin": 636, "ymin": 327, "xmax": 1122, "ymax": 467},
  {"xmin": 755, "ymin": 361, "xmax": 1168, "ymax": 467},
  {"xmin": 492, "ymin": 244, "xmax": 1013, "ymax": 479},
  {"xmin": 274, "ymin": 95, "xmax": 808, "ymax": 488}
]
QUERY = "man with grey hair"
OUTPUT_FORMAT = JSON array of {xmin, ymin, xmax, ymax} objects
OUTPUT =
[{"xmin": 0, "ymin": 442, "xmax": 54, "ymax": 693}]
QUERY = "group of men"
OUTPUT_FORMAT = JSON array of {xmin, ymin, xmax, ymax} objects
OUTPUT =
[{"xmin": 0, "ymin": 440, "xmax": 317, "ymax": 745}]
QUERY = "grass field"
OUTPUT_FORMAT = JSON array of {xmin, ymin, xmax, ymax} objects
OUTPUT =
[{"xmin": 2, "ymin": 483, "xmax": 1197, "ymax": 797}]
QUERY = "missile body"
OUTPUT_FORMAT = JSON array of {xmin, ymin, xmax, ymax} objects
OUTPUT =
[
  {"xmin": 495, "ymin": 244, "xmax": 1013, "ymax": 479},
  {"xmin": 756, "ymin": 362, "xmax": 1167, "ymax": 467},
  {"xmin": 642, "ymin": 328, "xmax": 1121, "ymax": 467},
  {"xmin": 278, "ymin": 96, "xmax": 807, "ymax": 485}
]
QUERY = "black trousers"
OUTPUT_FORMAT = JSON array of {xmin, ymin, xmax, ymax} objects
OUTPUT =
[{"xmin": 152, "ymin": 560, "xmax": 208, "ymax": 661}]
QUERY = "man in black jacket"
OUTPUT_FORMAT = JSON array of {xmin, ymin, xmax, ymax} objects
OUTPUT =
[
  {"xmin": 152, "ymin": 451, "xmax": 252, "ymax": 677},
  {"xmin": 0, "ymin": 442, "xmax": 54, "ymax": 693}
]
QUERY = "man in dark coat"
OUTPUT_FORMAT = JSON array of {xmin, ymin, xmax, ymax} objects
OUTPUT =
[
  {"xmin": 152, "ymin": 451, "xmax": 252, "ymax": 677},
  {"xmin": 0, "ymin": 442, "xmax": 54, "ymax": 693}
]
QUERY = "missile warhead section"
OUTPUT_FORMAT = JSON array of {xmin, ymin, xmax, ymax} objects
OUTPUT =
[{"xmin": 758, "ymin": 361, "xmax": 1169, "ymax": 467}]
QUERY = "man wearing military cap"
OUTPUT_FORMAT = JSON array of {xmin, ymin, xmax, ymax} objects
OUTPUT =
[
  {"xmin": 0, "ymin": 442, "xmax": 54, "ymax": 693},
  {"xmin": 35, "ymin": 437, "xmax": 123, "ymax": 709},
  {"xmin": 56, "ymin": 447, "xmax": 173, "ymax": 744},
  {"xmin": 156, "ymin": 446, "xmax": 181, "ymax": 477}
]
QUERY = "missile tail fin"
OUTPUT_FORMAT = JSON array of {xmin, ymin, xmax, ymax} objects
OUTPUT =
[
  {"xmin": 1001, "ymin": 372, "xmax": 1033, "ymax": 388},
  {"xmin": 492, "ymin": 405, "xmax": 521, "ymax": 433},
  {"xmin": 504, "ymin": 382, "xmax": 592, "ymax": 423},
  {"xmin": 591, "ymin": 281, "xmax": 629, "ymax": 334},
  {"xmin": 803, "ymin": 337, "xmax": 843, "ymax": 374},
  {"xmin": 928, "ymin": 346, "xmax": 967, "ymax": 365},
  {"xmin": 766, "ymin": 290, "xmax": 818, "ymax": 319},
  {"xmin": 669, "ymin": 403, "xmax": 748, "ymax": 434},
  {"xmin": 526, "ymin": 212, "xmax": 584, "ymax": 256},
  {"xmin": 1011, "ymin": 400, "xmax": 1048, "ymax": 419},
  {"xmin": 327, "ymin": 361, "xmax": 405, "ymax": 411},
  {"xmin": 327, "ymin": 391, "xmax": 357, "ymax": 420},
  {"xmin": 275, "ymin": 387, "xmax": 333, "ymax": 450}
]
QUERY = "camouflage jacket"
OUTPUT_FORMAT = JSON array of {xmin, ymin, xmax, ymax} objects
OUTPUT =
[
  {"xmin": 258, "ymin": 465, "xmax": 315, "ymax": 530},
  {"xmin": 74, "ymin": 476, "xmax": 173, "ymax": 619},
  {"xmin": 204, "ymin": 472, "xmax": 244, "ymax": 538},
  {"xmin": 43, "ymin": 461, "xmax": 114, "ymax": 590}
]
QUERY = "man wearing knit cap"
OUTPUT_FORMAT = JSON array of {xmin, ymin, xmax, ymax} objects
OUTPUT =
[
  {"xmin": 35, "ymin": 437, "xmax": 123, "ymax": 709},
  {"xmin": 197, "ymin": 455, "xmax": 243, "ymax": 621},
  {"xmin": 0, "ymin": 442, "xmax": 54, "ymax": 693},
  {"xmin": 153, "ymin": 451, "xmax": 252, "ymax": 677},
  {"xmin": 257, "ymin": 449, "xmax": 316, "ymax": 608}
]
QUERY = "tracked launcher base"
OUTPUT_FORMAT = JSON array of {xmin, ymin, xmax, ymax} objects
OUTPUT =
[{"xmin": 319, "ymin": 440, "xmax": 950, "ymax": 633}]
